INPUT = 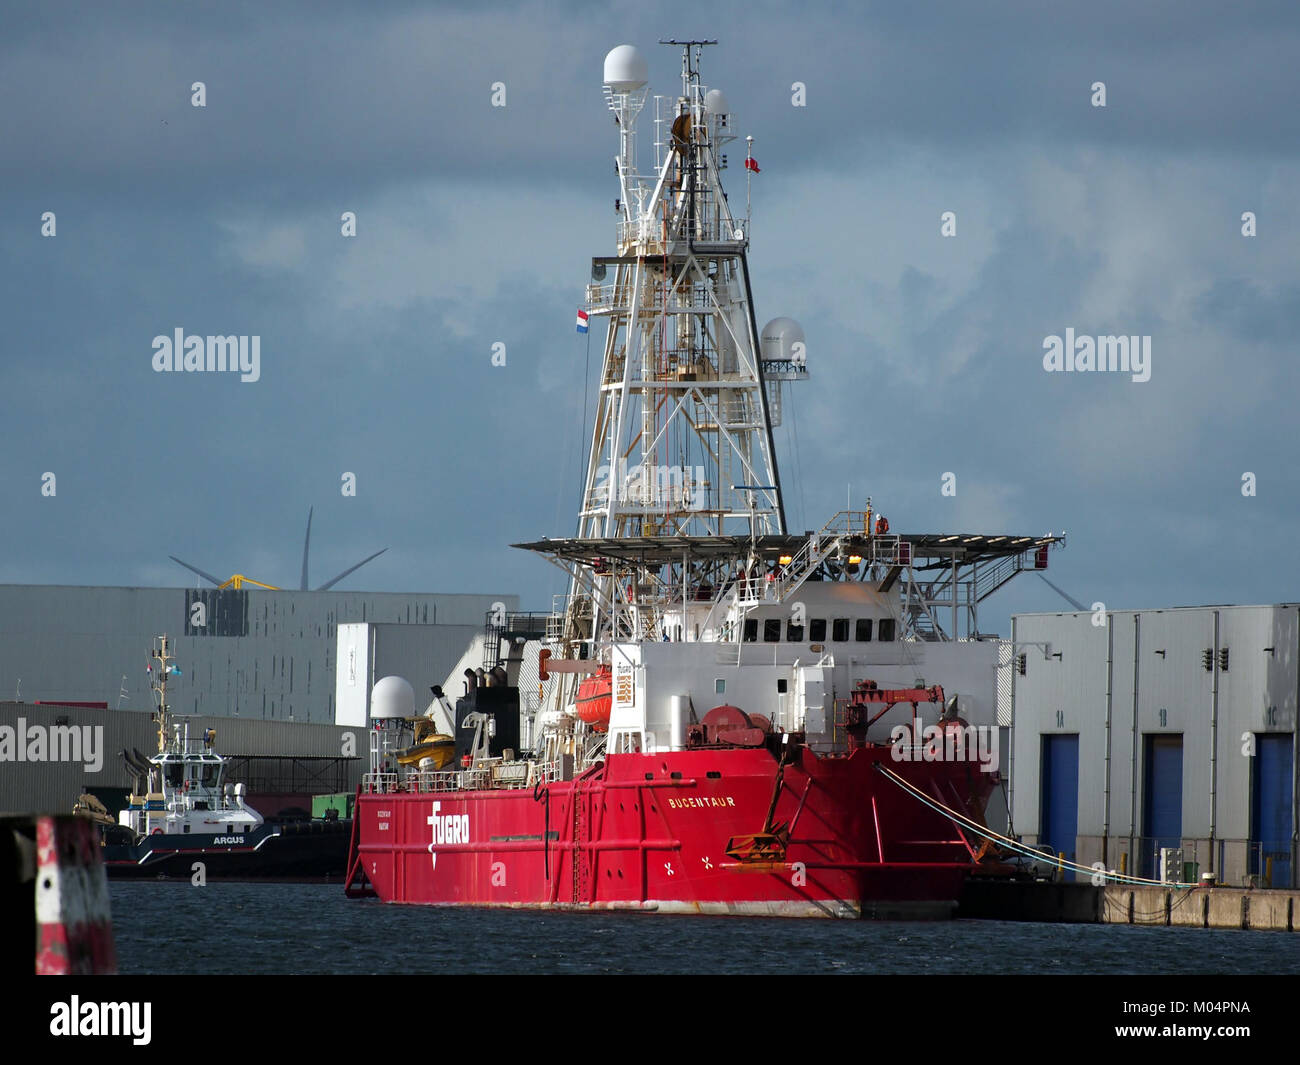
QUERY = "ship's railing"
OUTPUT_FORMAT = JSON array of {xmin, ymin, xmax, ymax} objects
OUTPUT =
[
  {"xmin": 491, "ymin": 761, "xmax": 530, "ymax": 789},
  {"xmin": 615, "ymin": 218, "xmax": 670, "ymax": 252},
  {"xmin": 401, "ymin": 761, "xmax": 562, "ymax": 793},
  {"xmin": 405, "ymin": 768, "xmax": 492, "ymax": 794},
  {"xmin": 548, "ymin": 593, "xmax": 594, "ymax": 643},
  {"xmin": 361, "ymin": 771, "xmax": 398, "ymax": 795},
  {"xmin": 766, "ymin": 521, "xmax": 906, "ymax": 603}
]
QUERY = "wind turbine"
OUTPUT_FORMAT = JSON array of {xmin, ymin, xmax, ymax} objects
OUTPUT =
[
  {"xmin": 1036, "ymin": 572, "xmax": 1087, "ymax": 612},
  {"xmin": 170, "ymin": 507, "xmax": 388, "ymax": 591}
]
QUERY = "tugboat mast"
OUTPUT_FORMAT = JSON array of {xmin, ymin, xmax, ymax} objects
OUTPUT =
[{"xmin": 149, "ymin": 634, "xmax": 176, "ymax": 755}]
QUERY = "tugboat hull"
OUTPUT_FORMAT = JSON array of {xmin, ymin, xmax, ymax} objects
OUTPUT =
[{"xmin": 104, "ymin": 820, "xmax": 352, "ymax": 881}]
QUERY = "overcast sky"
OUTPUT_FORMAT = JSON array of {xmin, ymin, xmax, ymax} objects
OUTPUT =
[{"xmin": 2, "ymin": 0, "xmax": 1298, "ymax": 635}]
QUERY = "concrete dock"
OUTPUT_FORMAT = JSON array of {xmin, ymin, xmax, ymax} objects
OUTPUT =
[{"xmin": 960, "ymin": 878, "xmax": 1300, "ymax": 931}]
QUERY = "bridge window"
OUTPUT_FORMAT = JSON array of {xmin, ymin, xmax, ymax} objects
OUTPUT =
[
  {"xmin": 763, "ymin": 619, "xmax": 781, "ymax": 642},
  {"xmin": 879, "ymin": 618, "xmax": 896, "ymax": 642},
  {"xmin": 809, "ymin": 618, "xmax": 827, "ymax": 641},
  {"xmin": 742, "ymin": 619, "xmax": 758, "ymax": 642},
  {"xmin": 786, "ymin": 621, "xmax": 804, "ymax": 641},
  {"xmin": 856, "ymin": 619, "xmax": 873, "ymax": 642},
  {"xmin": 832, "ymin": 618, "xmax": 850, "ymax": 642}
]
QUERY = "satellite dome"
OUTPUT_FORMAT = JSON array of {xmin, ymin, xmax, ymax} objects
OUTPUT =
[
  {"xmin": 704, "ymin": 89, "xmax": 730, "ymax": 115},
  {"xmin": 604, "ymin": 45, "xmax": 648, "ymax": 92},
  {"xmin": 760, "ymin": 317, "xmax": 806, "ymax": 362},
  {"xmin": 371, "ymin": 675, "xmax": 415, "ymax": 720}
]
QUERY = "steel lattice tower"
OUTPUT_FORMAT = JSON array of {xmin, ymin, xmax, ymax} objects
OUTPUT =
[{"xmin": 579, "ymin": 41, "xmax": 790, "ymax": 540}]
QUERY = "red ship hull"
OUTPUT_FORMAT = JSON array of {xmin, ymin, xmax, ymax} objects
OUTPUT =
[{"xmin": 347, "ymin": 745, "xmax": 995, "ymax": 918}]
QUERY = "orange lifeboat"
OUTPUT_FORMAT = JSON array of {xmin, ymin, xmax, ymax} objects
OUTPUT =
[{"xmin": 575, "ymin": 667, "xmax": 613, "ymax": 731}]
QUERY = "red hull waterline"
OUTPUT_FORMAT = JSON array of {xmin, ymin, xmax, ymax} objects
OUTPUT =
[{"xmin": 347, "ymin": 745, "xmax": 996, "ymax": 919}]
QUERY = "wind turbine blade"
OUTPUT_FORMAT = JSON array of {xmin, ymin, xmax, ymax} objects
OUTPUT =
[
  {"xmin": 301, "ymin": 506, "xmax": 313, "ymax": 591},
  {"xmin": 316, "ymin": 548, "xmax": 388, "ymax": 592},
  {"xmin": 170, "ymin": 556, "xmax": 224, "ymax": 586},
  {"xmin": 1037, "ymin": 572, "xmax": 1087, "ymax": 612}
]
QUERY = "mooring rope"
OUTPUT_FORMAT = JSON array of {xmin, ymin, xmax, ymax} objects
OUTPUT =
[{"xmin": 874, "ymin": 763, "xmax": 1200, "ymax": 889}]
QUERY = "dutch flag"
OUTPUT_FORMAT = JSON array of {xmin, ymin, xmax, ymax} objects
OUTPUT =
[{"xmin": 576, "ymin": 309, "xmax": 589, "ymax": 334}]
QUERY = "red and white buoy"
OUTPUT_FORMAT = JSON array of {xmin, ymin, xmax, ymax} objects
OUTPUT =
[{"xmin": 35, "ymin": 815, "xmax": 117, "ymax": 975}]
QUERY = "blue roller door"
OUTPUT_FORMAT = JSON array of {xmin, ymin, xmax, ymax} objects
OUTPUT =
[
  {"xmin": 1041, "ymin": 734, "xmax": 1079, "ymax": 881},
  {"xmin": 1251, "ymin": 735, "xmax": 1293, "ymax": 889},
  {"xmin": 1142, "ymin": 734, "xmax": 1183, "ymax": 879}
]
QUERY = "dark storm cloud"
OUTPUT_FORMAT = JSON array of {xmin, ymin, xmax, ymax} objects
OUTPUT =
[
  {"xmin": 2, "ymin": 0, "xmax": 1299, "ymax": 625},
  {"xmin": 3, "ymin": 0, "xmax": 1297, "ymax": 202}
]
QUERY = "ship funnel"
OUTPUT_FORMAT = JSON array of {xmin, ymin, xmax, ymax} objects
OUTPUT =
[{"xmin": 603, "ymin": 44, "xmax": 647, "ymax": 91}]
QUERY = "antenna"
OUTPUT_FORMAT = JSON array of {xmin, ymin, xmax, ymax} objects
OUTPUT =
[{"xmin": 659, "ymin": 38, "xmax": 718, "ymax": 89}]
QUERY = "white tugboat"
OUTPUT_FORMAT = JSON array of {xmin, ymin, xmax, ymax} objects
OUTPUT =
[{"xmin": 84, "ymin": 635, "xmax": 350, "ymax": 879}]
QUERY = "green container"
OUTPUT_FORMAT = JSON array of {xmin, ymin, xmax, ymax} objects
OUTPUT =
[{"xmin": 311, "ymin": 792, "xmax": 354, "ymax": 819}]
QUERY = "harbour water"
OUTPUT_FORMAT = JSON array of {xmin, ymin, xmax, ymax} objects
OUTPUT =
[{"xmin": 109, "ymin": 882, "xmax": 1300, "ymax": 975}]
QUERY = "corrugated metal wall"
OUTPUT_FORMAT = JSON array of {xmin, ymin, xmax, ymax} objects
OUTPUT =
[
  {"xmin": 0, "ymin": 700, "xmax": 364, "ymax": 814},
  {"xmin": 0, "ymin": 585, "xmax": 515, "ymax": 723}
]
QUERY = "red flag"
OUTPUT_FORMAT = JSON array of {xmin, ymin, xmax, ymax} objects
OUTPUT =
[{"xmin": 745, "ymin": 157, "xmax": 761, "ymax": 173}]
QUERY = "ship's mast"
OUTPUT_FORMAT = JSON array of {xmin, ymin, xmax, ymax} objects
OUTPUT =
[
  {"xmin": 581, "ymin": 41, "xmax": 785, "ymax": 541},
  {"xmin": 150, "ymin": 635, "xmax": 175, "ymax": 755}
]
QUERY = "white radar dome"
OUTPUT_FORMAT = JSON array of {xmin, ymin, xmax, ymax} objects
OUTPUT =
[
  {"xmin": 604, "ymin": 45, "xmax": 648, "ymax": 92},
  {"xmin": 704, "ymin": 89, "xmax": 730, "ymax": 115},
  {"xmin": 371, "ymin": 675, "xmax": 416, "ymax": 720},
  {"xmin": 760, "ymin": 317, "xmax": 806, "ymax": 362}
]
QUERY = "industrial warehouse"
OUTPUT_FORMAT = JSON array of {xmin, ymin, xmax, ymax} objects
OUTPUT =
[
  {"xmin": 0, "ymin": 582, "xmax": 518, "ymax": 816},
  {"xmin": 1011, "ymin": 603, "xmax": 1297, "ymax": 890},
  {"xmin": 0, "ymin": 583, "xmax": 514, "ymax": 721}
]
